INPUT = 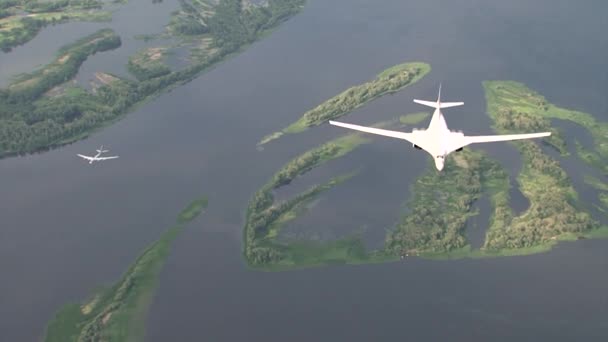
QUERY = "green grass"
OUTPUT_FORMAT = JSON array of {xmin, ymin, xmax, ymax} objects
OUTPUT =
[
  {"xmin": 258, "ymin": 62, "xmax": 431, "ymax": 145},
  {"xmin": 583, "ymin": 175, "xmax": 608, "ymax": 191},
  {"xmin": 481, "ymin": 81, "xmax": 601, "ymax": 250},
  {"xmin": 386, "ymin": 148, "xmax": 507, "ymax": 255},
  {"xmin": 265, "ymin": 172, "xmax": 356, "ymax": 240},
  {"xmin": 178, "ymin": 196, "xmax": 209, "ymax": 224},
  {"xmin": 44, "ymin": 196, "xmax": 208, "ymax": 342},
  {"xmin": 399, "ymin": 112, "xmax": 430, "ymax": 125},
  {"xmin": 127, "ymin": 47, "xmax": 172, "ymax": 81},
  {"xmin": 599, "ymin": 193, "xmax": 608, "ymax": 209},
  {"xmin": 484, "ymin": 80, "xmax": 608, "ymax": 173},
  {"xmin": 246, "ymin": 115, "xmax": 423, "ymax": 266},
  {"xmin": 0, "ymin": 3, "xmax": 113, "ymax": 52}
]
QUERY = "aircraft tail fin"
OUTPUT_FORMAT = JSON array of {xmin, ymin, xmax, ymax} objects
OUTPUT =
[
  {"xmin": 96, "ymin": 145, "xmax": 109, "ymax": 153},
  {"xmin": 414, "ymin": 84, "xmax": 463, "ymax": 109}
]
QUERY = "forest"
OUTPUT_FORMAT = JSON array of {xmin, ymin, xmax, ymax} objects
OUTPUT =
[
  {"xmin": 0, "ymin": 29, "xmax": 121, "ymax": 156},
  {"xmin": 481, "ymin": 81, "xmax": 599, "ymax": 250},
  {"xmin": 0, "ymin": 0, "xmax": 108, "ymax": 52},
  {"xmin": 127, "ymin": 48, "xmax": 171, "ymax": 81},
  {"xmin": 0, "ymin": 0, "xmax": 307, "ymax": 158},
  {"xmin": 385, "ymin": 150, "xmax": 507, "ymax": 255}
]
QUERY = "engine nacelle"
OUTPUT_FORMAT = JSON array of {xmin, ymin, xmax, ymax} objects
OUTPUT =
[{"xmin": 413, "ymin": 144, "xmax": 422, "ymax": 150}]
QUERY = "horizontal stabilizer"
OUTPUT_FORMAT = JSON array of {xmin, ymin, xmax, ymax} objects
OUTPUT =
[
  {"xmin": 413, "ymin": 99, "xmax": 439, "ymax": 109},
  {"xmin": 414, "ymin": 99, "xmax": 464, "ymax": 109},
  {"xmin": 439, "ymin": 101, "xmax": 464, "ymax": 108}
]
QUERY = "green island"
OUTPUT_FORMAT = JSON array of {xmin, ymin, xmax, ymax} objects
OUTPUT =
[
  {"xmin": 0, "ymin": 0, "xmax": 306, "ymax": 158},
  {"xmin": 484, "ymin": 81, "xmax": 608, "ymax": 215},
  {"xmin": 0, "ymin": 0, "xmax": 112, "ymax": 52},
  {"xmin": 244, "ymin": 80, "xmax": 608, "ymax": 270},
  {"xmin": 127, "ymin": 47, "xmax": 171, "ymax": 81},
  {"xmin": 244, "ymin": 113, "xmax": 429, "ymax": 269},
  {"xmin": 258, "ymin": 62, "xmax": 431, "ymax": 146},
  {"xmin": 44, "ymin": 196, "xmax": 208, "ymax": 342}
]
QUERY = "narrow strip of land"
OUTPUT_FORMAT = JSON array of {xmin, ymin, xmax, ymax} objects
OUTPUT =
[
  {"xmin": 258, "ymin": 62, "xmax": 430, "ymax": 146},
  {"xmin": 44, "ymin": 197, "xmax": 208, "ymax": 342}
]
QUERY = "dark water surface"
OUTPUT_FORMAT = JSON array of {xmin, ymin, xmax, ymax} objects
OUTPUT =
[{"xmin": 0, "ymin": 0, "xmax": 607, "ymax": 341}]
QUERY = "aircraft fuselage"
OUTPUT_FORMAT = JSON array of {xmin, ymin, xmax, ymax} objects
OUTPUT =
[{"xmin": 412, "ymin": 107, "xmax": 452, "ymax": 171}]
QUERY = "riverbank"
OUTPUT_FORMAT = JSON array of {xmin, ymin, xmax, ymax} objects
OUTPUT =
[{"xmin": 44, "ymin": 196, "xmax": 208, "ymax": 342}]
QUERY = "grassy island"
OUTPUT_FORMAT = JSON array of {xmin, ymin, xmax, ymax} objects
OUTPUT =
[
  {"xmin": 258, "ymin": 62, "xmax": 430, "ymax": 145},
  {"xmin": 386, "ymin": 149, "xmax": 508, "ymax": 255},
  {"xmin": 245, "ymin": 79, "xmax": 608, "ymax": 270},
  {"xmin": 127, "ymin": 48, "xmax": 171, "ymax": 81},
  {"xmin": 0, "ymin": 0, "xmax": 306, "ymax": 159},
  {"xmin": 484, "ymin": 81, "xmax": 608, "ymax": 174},
  {"xmin": 388, "ymin": 82, "xmax": 607, "ymax": 258},
  {"xmin": 0, "ymin": 0, "xmax": 112, "ymax": 52},
  {"xmin": 484, "ymin": 80, "xmax": 608, "ymax": 222},
  {"xmin": 0, "ymin": 28, "xmax": 122, "ymax": 156},
  {"xmin": 44, "ymin": 196, "xmax": 208, "ymax": 342},
  {"xmin": 244, "ymin": 113, "xmax": 429, "ymax": 269}
]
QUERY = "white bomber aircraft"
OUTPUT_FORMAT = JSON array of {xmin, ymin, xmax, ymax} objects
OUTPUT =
[
  {"xmin": 329, "ymin": 85, "xmax": 551, "ymax": 171},
  {"xmin": 77, "ymin": 145, "xmax": 119, "ymax": 164}
]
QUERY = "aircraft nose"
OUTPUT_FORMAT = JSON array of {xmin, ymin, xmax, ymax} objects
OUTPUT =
[{"xmin": 435, "ymin": 159, "xmax": 444, "ymax": 171}]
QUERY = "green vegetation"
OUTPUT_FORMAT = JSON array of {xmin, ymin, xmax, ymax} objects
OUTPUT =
[
  {"xmin": 584, "ymin": 175, "xmax": 608, "ymax": 192},
  {"xmin": 245, "ymin": 133, "xmax": 370, "ymax": 267},
  {"xmin": 246, "ymin": 79, "xmax": 608, "ymax": 269},
  {"xmin": 127, "ymin": 47, "xmax": 171, "ymax": 81},
  {"xmin": 0, "ymin": 0, "xmax": 306, "ymax": 159},
  {"xmin": 386, "ymin": 149, "xmax": 509, "ymax": 254},
  {"xmin": 484, "ymin": 80, "xmax": 608, "ymax": 173},
  {"xmin": 481, "ymin": 81, "xmax": 600, "ymax": 250},
  {"xmin": 44, "ymin": 196, "xmax": 208, "ymax": 342},
  {"xmin": 0, "ymin": 29, "xmax": 122, "ymax": 156},
  {"xmin": 178, "ymin": 196, "xmax": 209, "ymax": 223},
  {"xmin": 258, "ymin": 62, "xmax": 431, "ymax": 145},
  {"xmin": 599, "ymin": 193, "xmax": 608, "ymax": 209},
  {"xmin": 399, "ymin": 112, "xmax": 429, "ymax": 125},
  {"xmin": 0, "ymin": 0, "xmax": 111, "ymax": 52},
  {"xmin": 245, "ymin": 113, "xmax": 430, "ymax": 269},
  {"xmin": 166, "ymin": 0, "xmax": 306, "ymax": 63},
  {"xmin": 386, "ymin": 82, "xmax": 608, "ymax": 258}
]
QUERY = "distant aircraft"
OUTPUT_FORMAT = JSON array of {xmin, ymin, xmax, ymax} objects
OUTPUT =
[
  {"xmin": 329, "ymin": 85, "xmax": 551, "ymax": 171},
  {"xmin": 77, "ymin": 145, "xmax": 119, "ymax": 164}
]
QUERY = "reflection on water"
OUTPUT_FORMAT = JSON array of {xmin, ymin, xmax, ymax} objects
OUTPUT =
[{"xmin": 0, "ymin": 0, "xmax": 607, "ymax": 341}]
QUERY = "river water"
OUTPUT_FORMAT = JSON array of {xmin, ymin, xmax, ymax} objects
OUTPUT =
[{"xmin": 1, "ymin": 0, "xmax": 607, "ymax": 341}]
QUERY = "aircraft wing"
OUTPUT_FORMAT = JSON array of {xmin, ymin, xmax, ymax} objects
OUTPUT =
[
  {"xmin": 464, "ymin": 132, "xmax": 551, "ymax": 144},
  {"xmin": 329, "ymin": 120, "xmax": 418, "ymax": 141},
  {"xmin": 449, "ymin": 131, "xmax": 551, "ymax": 153},
  {"xmin": 77, "ymin": 154, "xmax": 94, "ymax": 161},
  {"xmin": 328, "ymin": 121, "xmax": 433, "ymax": 153},
  {"xmin": 96, "ymin": 156, "xmax": 119, "ymax": 160}
]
